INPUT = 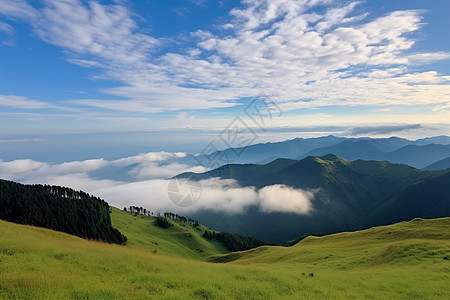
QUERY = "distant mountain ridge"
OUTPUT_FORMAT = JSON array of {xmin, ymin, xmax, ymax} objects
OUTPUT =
[
  {"xmin": 422, "ymin": 157, "xmax": 450, "ymax": 171},
  {"xmin": 77, "ymin": 135, "xmax": 450, "ymax": 184},
  {"xmin": 301, "ymin": 141, "xmax": 450, "ymax": 169},
  {"xmin": 185, "ymin": 135, "xmax": 450, "ymax": 170},
  {"xmin": 178, "ymin": 155, "xmax": 450, "ymax": 243}
]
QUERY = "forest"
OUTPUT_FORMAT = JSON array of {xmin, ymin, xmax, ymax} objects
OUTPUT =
[
  {"xmin": 0, "ymin": 179, "xmax": 127, "ymax": 245},
  {"xmin": 203, "ymin": 229, "xmax": 274, "ymax": 251}
]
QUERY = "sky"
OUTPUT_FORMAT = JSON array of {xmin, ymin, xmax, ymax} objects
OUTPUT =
[
  {"xmin": 0, "ymin": 0, "xmax": 450, "ymax": 212},
  {"xmin": 1, "ymin": 0, "xmax": 450, "ymax": 161}
]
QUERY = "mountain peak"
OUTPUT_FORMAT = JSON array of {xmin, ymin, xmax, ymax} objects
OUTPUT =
[{"xmin": 318, "ymin": 153, "xmax": 350, "ymax": 164}]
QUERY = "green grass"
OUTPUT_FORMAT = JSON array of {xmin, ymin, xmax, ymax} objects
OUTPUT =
[
  {"xmin": 208, "ymin": 217, "xmax": 450, "ymax": 265},
  {"xmin": 110, "ymin": 208, "xmax": 228, "ymax": 259},
  {"xmin": 1, "ymin": 216, "xmax": 450, "ymax": 299}
]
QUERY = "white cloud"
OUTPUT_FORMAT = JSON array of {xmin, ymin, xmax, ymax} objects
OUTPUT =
[
  {"xmin": 433, "ymin": 103, "xmax": 450, "ymax": 112},
  {"xmin": 0, "ymin": 153, "xmax": 315, "ymax": 215},
  {"xmin": 0, "ymin": 158, "xmax": 110, "ymax": 186},
  {"xmin": 50, "ymin": 159, "xmax": 109, "ymax": 175},
  {"xmin": 0, "ymin": 138, "xmax": 46, "ymax": 144},
  {"xmin": 108, "ymin": 152, "xmax": 209, "ymax": 180},
  {"xmin": 112, "ymin": 152, "xmax": 187, "ymax": 167},
  {"xmin": 128, "ymin": 163, "xmax": 207, "ymax": 180},
  {"xmin": 38, "ymin": 174, "xmax": 119, "ymax": 192},
  {"xmin": 188, "ymin": 178, "xmax": 259, "ymax": 214},
  {"xmin": 66, "ymin": 58, "xmax": 102, "ymax": 68},
  {"xmin": 0, "ymin": 95, "xmax": 56, "ymax": 109},
  {"xmin": 0, "ymin": 0, "xmax": 448, "ymax": 114},
  {"xmin": 0, "ymin": 0, "xmax": 38, "ymax": 20},
  {"xmin": 0, "ymin": 20, "xmax": 13, "ymax": 34},
  {"xmin": 0, "ymin": 159, "xmax": 46, "ymax": 174},
  {"xmin": 91, "ymin": 177, "xmax": 315, "ymax": 215},
  {"xmin": 406, "ymin": 52, "xmax": 450, "ymax": 64},
  {"xmin": 0, "ymin": 151, "xmax": 200, "ymax": 184},
  {"xmin": 343, "ymin": 124, "xmax": 423, "ymax": 136},
  {"xmin": 315, "ymin": 1, "xmax": 365, "ymax": 32},
  {"xmin": 259, "ymin": 184, "xmax": 313, "ymax": 214},
  {"xmin": 91, "ymin": 179, "xmax": 170, "ymax": 211}
]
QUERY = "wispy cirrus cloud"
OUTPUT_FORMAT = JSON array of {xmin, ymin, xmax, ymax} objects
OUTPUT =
[
  {"xmin": 344, "ymin": 124, "xmax": 423, "ymax": 136},
  {"xmin": 0, "ymin": 138, "xmax": 46, "ymax": 144},
  {"xmin": 0, "ymin": 95, "xmax": 57, "ymax": 109},
  {"xmin": 433, "ymin": 102, "xmax": 450, "ymax": 112},
  {"xmin": 0, "ymin": 0, "xmax": 449, "ymax": 114},
  {"xmin": 0, "ymin": 20, "xmax": 13, "ymax": 34},
  {"xmin": 0, "ymin": 95, "xmax": 82, "ymax": 113},
  {"xmin": 0, "ymin": 0, "xmax": 38, "ymax": 20},
  {"xmin": 0, "ymin": 20, "xmax": 14, "ymax": 45}
]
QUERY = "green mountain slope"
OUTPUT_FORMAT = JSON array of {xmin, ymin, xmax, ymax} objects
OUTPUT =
[
  {"xmin": 180, "ymin": 155, "xmax": 450, "ymax": 242},
  {"xmin": 208, "ymin": 217, "xmax": 450, "ymax": 266},
  {"xmin": 0, "ymin": 178, "xmax": 267, "ymax": 258},
  {"xmin": 1, "ymin": 217, "xmax": 449, "ymax": 299},
  {"xmin": 110, "ymin": 207, "xmax": 228, "ymax": 259}
]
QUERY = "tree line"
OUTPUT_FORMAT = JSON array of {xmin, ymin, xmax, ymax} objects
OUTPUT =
[
  {"xmin": 0, "ymin": 179, "xmax": 127, "ymax": 245},
  {"xmin": 203, "ymin": 230, "xmax": 274, "ymax": 252},
  {"xmin": 162, "ymin": 212, "xmax": 199, "ymax": 227},
  {"xmin": 125, "ymin": 206, "xmax": 201, "ymax": 228},
  {"xmin": 122, "ymin": 205, "xmax": 272, "ymax": 252},
  {"xmin": 124, "ymin": 206, "xmax": 153, "ymax": 217}
]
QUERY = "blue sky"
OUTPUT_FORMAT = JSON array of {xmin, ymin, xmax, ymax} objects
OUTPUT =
[{"xmin": 1, "ymin": 0, "xmax": 450, "ymax": 161}]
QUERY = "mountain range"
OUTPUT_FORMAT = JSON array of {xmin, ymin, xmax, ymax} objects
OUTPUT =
[
  {"xmin": 83, "ymin": 135, "xmax": 450, "ymax": 184},
  {"xmin": 178, "ymin": 154, "xmax": 450, "ymax": 243},
  {"xmin": 180, "ymin": 135, "xmax": 450, "ymax": 170},
  {"xmin": 422, "ymin": 157, "xmax": 450, "ymax": 171}
]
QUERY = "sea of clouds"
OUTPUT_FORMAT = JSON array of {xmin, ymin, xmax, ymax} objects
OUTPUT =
[{"xmin": 0, "ymin": 151, "xmax": 315, "ymax": 215}]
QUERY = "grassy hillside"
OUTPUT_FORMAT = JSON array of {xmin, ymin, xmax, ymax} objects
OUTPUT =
[
  {"xmin": 110, "ymin": 208, "xmax": 228, "ymax": 259},
  {"xmin": 208, "ymin": 217, "xmax": 450, "ymax": 265},
  {"xmin": 1, "ymin": 216, "xmax": 449, "ymax": 299}
]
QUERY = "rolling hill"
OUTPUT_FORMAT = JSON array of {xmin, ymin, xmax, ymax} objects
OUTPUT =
[
  {"xmin": 110, "ymin": 208, "xmax": 228, "ymax": 259},
  {"xmin": 0, "ymin": 179, "xmax": 271, "ymax": 259},
  {"xmin": 1, "ymin": 216, "xmax": 449, "ymax": 299},
  {"xmin": 208, "ymin": 217, "xmax": 450, "ymax": 266}
]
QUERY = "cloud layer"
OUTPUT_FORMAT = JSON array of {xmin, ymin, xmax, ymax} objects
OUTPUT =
[
  {"xmin": 0, "ymin": 151, "xmax": 204, "ymax": 188},
  {"xmin": 84, "ymin": 178, "xmax": 315, "ymax": 215},
  {"xmin": 0, "ymin": 153, "xmax": 315, "ymax": 215}
]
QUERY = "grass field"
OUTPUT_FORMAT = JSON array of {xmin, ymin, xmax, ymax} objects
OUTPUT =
[
  {"xmin": 1, "ymin": 212, "xmax": 449, "ymax": 299},
  {"xmin": 109, "ymin": 208, "xmax": 228, "ymax": 259}
]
